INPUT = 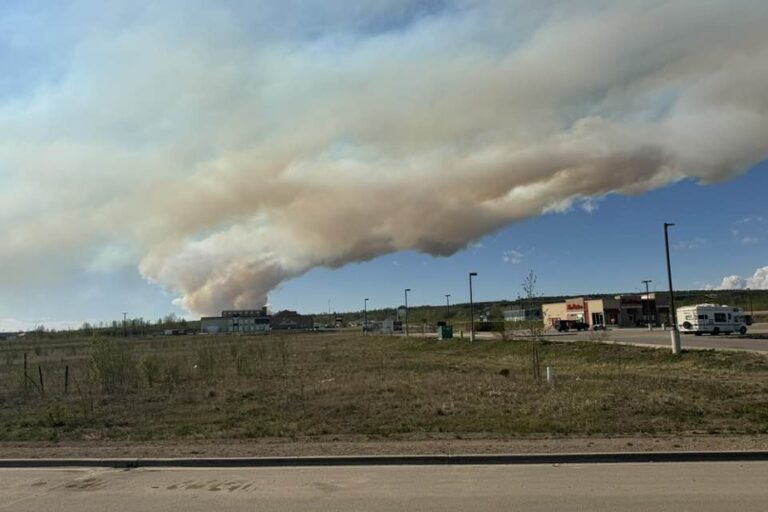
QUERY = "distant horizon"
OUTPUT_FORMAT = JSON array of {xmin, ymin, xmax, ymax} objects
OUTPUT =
[{"xmin": 4, "ymin": 287, "xmax": 763, "ymax": 333}]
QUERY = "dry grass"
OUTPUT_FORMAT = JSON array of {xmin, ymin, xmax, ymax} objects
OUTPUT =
[{"xmin": 1, "ymin": 331, "xmax": 767, "ymax": 442}]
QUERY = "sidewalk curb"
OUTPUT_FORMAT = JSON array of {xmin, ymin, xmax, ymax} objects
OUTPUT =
[{"xmin": 2, "ymin": 451, "xmax": 768, "ymax": 468}]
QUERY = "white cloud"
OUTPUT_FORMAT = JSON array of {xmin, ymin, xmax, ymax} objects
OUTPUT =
[
  {"xmin": 741, "ymin": 236, "xmax": 759, "ymax": 246},
  {"xmin": 502, "ymin": 249, "xmax": 524, "ymax": 264},
  {"xmin": 674, "ymin": 238, "xmax": 707, "ymax": 250},
  {"xmin": 715, "ymin": 266, "xmax": 768, "ymax": 290},
  {"xmin": 2, "ymin": 1, "xmax": 768, "ymax": 315}
]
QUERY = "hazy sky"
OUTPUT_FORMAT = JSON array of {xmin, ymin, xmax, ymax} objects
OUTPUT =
[{"xmin": 1, "ymin": 1, "xmax": 767, "ymax": 330}]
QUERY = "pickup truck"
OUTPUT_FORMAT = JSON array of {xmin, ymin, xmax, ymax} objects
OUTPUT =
[{"xmin": 553, "ymin": 319, "xmax": 589, "ymax": 332}]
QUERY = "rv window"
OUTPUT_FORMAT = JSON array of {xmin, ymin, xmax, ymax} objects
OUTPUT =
[
  {"xmin": 698, "ymin": 315, "xmax": 707, "ymax": 320},
  {"xmin": 714, "ymin": 313, "xmax": 727, "ymax": 322},
  {"xmin": 728, "ymin": 313, "xmax": 732, "ymax": 320}
]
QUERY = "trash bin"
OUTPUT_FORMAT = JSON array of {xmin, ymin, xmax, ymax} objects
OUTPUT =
[{"xmin": 437, "ymin": 325, "xmax": 453, "ymax": 340}]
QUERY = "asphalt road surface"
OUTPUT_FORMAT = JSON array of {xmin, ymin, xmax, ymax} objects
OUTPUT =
[
  {"xmin": 541, "ymin": 322, "xmax": 768, "ymax": 353},
  {"xmin": 2, "ymin": 462, "xmax": 768, "ymax": 511}
]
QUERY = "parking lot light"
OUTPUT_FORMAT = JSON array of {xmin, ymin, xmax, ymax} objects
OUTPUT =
[{"xmin": 664, "ymin": 223, "xmax": 681, "ymax": 355}]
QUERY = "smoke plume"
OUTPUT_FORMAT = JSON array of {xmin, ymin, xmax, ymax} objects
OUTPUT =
[{"xmin": 1, "ymin": 1, "xmax": 768, "ymax": 315}]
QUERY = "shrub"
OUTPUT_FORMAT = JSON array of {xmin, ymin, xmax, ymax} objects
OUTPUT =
[{"xmin": 89, "ymin": 339, "xmax": 138, "ymax": 394}]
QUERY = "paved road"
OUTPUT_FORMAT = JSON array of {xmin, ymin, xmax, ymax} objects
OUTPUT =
[
  {"xmin": 2, "ymin": 462, "xmax": 767, "ymax": 511},
  {"xmin": 541, "ymin": 323, "xmax": 768, "ymax": 353}
]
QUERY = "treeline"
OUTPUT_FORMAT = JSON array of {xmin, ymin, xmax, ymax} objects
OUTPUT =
[
  {"xmin": 22, "ymin": 313, "xmax": 200, "ymax": 339},
  {"xmin": 314, "ymin": 289, "xmax": 768, "ymax": 326}
]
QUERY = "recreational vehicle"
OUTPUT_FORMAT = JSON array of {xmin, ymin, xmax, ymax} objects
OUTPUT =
[{"xmin": 677, "ymin": 304, "xmax": 748, "ymax": 336}]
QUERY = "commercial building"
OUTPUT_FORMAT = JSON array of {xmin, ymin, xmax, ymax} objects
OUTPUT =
[
  {"xmin": 201, "ymin": 308, "xmax": 271, "ymax": 334},
  {"xmin": 201, "ymin": 308, "xmax": 313, "ymax": 334},
  {"xmin": 503, "ymin": 308, "xmax": 542, "ymax": 322},
  {"xmin": 542, "ymin": 294, "xmax": 669, "ymax": 329}
]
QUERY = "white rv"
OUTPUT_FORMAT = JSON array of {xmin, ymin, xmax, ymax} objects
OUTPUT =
[{"xmin": 677, "ymin": 304, "xmax": 748, "ymax": 336}]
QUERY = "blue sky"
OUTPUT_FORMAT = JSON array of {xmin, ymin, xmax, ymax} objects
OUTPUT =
[{"xmin": 1, "ymin": 1, "xmax": 767, "ymax": 329}]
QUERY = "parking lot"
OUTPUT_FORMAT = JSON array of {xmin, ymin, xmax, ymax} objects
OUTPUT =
[{"xmin": 540, "ymin": 323, "xmax": 768, "ymax": 353}]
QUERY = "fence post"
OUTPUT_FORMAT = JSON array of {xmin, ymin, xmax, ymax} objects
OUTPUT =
[{"xmin": 38, "ymin": 365, "xmax": 45, "ymax": 397}]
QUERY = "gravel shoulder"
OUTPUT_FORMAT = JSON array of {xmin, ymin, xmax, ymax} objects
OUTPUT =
[{"xmin": 3, "ymin": 435, "xmax": 768, "ymax": 459}]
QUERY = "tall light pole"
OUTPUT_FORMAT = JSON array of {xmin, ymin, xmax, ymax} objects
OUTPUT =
[
  {"xmin": 664, "ymin": 223, "xmax": 681, "ymax": 354},
  {"xmin": 642, "ymin": 279, "xmax": 653, "ymax": 329},
  {"xmin": 123, "ymin": 312, "xmax": 127, "ymax": 337},
  {"xmin": 747, "ymin": 288, "xmax": 754, "ymax": 318},
  {"xmin": 404, "ymin": 288, "xmax": 411, "ymax": 337},
  {"xmin": 363, "ymin": 298, "xmax": 369, "ymax": 335},
  {"xmin": 469, "ymin": 272, "xmax": 478, "ymax": 342},
  {"xmin": 445, "ymin": 294, "xmax": 451, "ymax": 314}
]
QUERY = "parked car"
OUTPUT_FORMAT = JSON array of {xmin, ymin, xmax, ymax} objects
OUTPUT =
[{"xmin": 553, "ymin": 319, "xmax": 589, "ymax": 332}]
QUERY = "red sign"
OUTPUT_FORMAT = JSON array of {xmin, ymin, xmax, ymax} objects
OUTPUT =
[{"xmin": 566, "ymin": 303, "xmax": 584, "ymax": 311}]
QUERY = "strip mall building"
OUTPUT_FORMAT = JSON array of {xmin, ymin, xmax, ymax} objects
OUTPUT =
[{"xmin": 542, "ymin": 294, "xmax": 670, "ymax": 329}]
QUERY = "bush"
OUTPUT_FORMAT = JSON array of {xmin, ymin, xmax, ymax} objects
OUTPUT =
[
  {"xmin": 89, "ymin": 339, "xmax": 138, "ymax": 394},
  {"xmin": 140, "ymin": 354, "xmax": 161, "ymax": 388}
]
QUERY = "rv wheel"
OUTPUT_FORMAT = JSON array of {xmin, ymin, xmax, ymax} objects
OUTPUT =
[
  {"xmin": 712, "ymin": 328, "xmax": 720, "ymax": 336},
  {"xmin": 740, "ymin": 327, "xmax": 747, "ymax": 335}
]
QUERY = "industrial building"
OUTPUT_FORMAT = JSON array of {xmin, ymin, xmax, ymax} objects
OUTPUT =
[
  {"xmin": 542, "ymin": 294, "xmax": 669, "ymax": 329},
  {"xmin": 271, "ymin": 310, "xmax": 314, "ymax": 330},
  {"xmin": 200, "ymin": 308, "xmax": 313, "ymax": 334}
]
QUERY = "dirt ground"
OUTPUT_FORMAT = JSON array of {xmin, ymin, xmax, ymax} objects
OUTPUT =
[{"xmin": 2, "ymin": 435, "xmax": 768, "ymax": 459}]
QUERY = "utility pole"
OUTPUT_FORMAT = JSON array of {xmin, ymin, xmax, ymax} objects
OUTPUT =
[
  {"xmin": 664, "ymin": 223, "xmax": 681, "ymax": 354},
  {"xmin": 642, "ymin": 279, "xmax": 653, "ymax": 330},
  {"xmin": 123, "ymin": 312, "xmax": 127, "ymax": 337},
  {"xmin": 469, "ymin": 272, "xmax": 478, "ymax": 342},
  {"xmin": 445, "ymin": 294, "xmax": 451, "ymax": 314},
  {"xmin": 404, "ymin": 289, "xmax": 411, "ymax": 337},
  {"xmin": 363, "ymin": 298, "xmax": 369, "ymax": 335}
]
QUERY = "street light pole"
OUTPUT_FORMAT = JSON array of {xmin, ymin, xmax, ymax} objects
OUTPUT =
[
  {"xmin": 469, "ymin": 272, "xmax": 478, "ymax": 342},
  {"xmin": 364, "ymin": 298, "xmax": 369, "ymax": 336},
  {"xmin": 664, "ymin": 223, "xmax": 681, "ymax": 354},
  {"xmin": 404, "ymin": 289, "xmax": 411, "ymax": 338},
  {"xmin": 445, "ymin": 294, "xmax": 451, "ymax": 314},
  {"xmin": 123, "ymin": 312, "xmax": 127, "ymax": 337},
  {"xmin": 642, "ymin": 279, "xmax": 653, "ymax": 330}
]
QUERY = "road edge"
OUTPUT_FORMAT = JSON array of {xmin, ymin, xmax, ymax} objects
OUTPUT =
[{"xmin": 2, "ymin": 451, "xmax": 768, "ymax": 468}]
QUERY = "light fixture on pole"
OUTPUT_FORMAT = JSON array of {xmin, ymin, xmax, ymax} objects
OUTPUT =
[
  {"xmin": 664, "ymin": 223, "xmax": 681, "ymax": 354},
  {"xmin": 404, "ymin": 289, "xmax": 411, "ymax": 338},
  {"xmin": 469, "ymin": 272, "xmax": 478, "ymax": 342},
  {"xmin": 642, "ymin": 279, "xmax": 653, "ymax": 330}
]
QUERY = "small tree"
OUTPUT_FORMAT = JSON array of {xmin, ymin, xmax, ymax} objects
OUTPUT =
[{"xmin": 521, "ymin": 270, "xmax": 543, "ymax": 381}]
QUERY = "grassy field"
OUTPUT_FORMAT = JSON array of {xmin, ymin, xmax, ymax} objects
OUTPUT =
[{"xmin": 1, "ymin": 331, "xmax": 767, "ymax": 443}]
